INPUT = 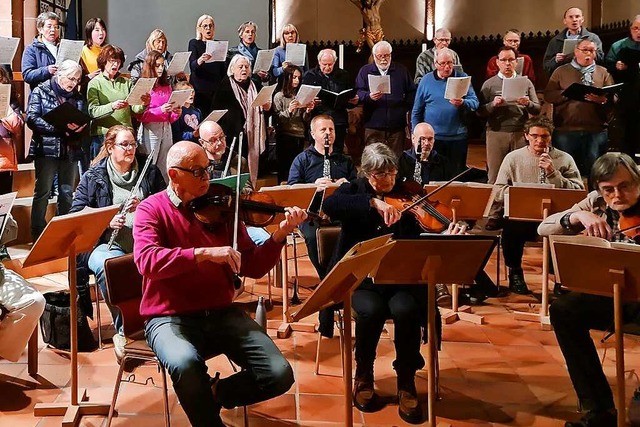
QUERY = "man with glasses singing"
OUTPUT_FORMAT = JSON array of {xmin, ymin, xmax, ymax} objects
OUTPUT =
[
  {"xmin": 414, "ymin": 27, "xmax": 462, "ymax": 85},
  {"xmin": 355, "ymin": 40, "xmax": 416, "ymax": 157},
  {"xmin": 133, "ymin": 141, "xmax": 307, "ymax": 427},
  {"xmin": 411, "ymin": 48, "xmax": 478, "ymax": 174},
  {"xmin": 485, "ymin": 29, "xmax": 536, "ymax": 84},
  {"xmin": 544, "ymin": 37, "xmax": 614, "ymax": 182}
]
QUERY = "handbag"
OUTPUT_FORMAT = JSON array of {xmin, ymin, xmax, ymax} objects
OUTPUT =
[{"xmin": 39, "ymin": 290, "xmax": 98, "ymax": 352}]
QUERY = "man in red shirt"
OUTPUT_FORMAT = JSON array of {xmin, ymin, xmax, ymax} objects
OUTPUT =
[{"xmin": 133, "ymin": 141, "xmax": 306, "ymax": 426}]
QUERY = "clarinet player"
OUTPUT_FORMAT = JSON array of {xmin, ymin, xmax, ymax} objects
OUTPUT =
[{"xmin": 70, "ymin": 124, "xmax": 166, "ymax": 361}]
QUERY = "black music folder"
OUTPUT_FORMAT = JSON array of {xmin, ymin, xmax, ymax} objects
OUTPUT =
[
  {"xmin": 42, "ymin": 102, "xmax": 91, "ymax": 131},
  {"xmin": 618, "ymin": 48, "xmax": 640, "ymax": 68},
  {"xmin": 317, "ymin": 88, "xmax": 357, "ymax": 110},
  {"xmin": 561, "ymin": 82, "xmax": 624, "ymax": 102}
]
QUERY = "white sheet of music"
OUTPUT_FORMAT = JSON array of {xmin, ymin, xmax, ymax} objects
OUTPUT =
[
  {"xmin": 205, "ymin": 40, "xmax": 228, "ymax": 63},
  {"xmin": 444, "ymin": 76, "xmax": 471, "ymax": 100},
  {"xmin": 168, "ymin": 89, "xmax": 192, "ymax": 107},
  {"xmin": 562, "ymin": 39, "xmax": 579, "ymax": 55},
  {"xmin": 56, "ymin": 39, "xmax": 84, "ymax": 65},
  {"xmin": 515, "ymin": 56, "xmax": 525, "ymax": 75},
  {"xmin": 295, "ymin": 85, "xmax": 321, "ymax": 106},
  {"xmin": 368, "ymin": 74, "xmax": 391, "ymax": 94},
  {"xmin": 125, "ymin": 77, "xmax": 156, "ymax": 105},
  {"xmin": 254, "ymin": 49, "xmax": 275, "ymax": 72},
  {"xmin": 285, "ymin": 43, "xmax": 306, "ymax": 66},
  {"xmin": 250, "ymin": 84, "xmax": 277, "ymax": 108},
  {"xmin": 501, "ymin": 76, "xmax": 529, "ymax": 102},
  {"xmin": 0, "ymin": 84, "xmax": 11, "ymax": 118},
  {"xmin": 200, "ymin": 109, "xmax": 227, "ymax": 124},
  {"xmin": 0, "ymin": 37, "xmax": 20, "ymax": 65},
  {"xmin": 166, "ymin": 51, "xmax": 190, "ymax": 75}
]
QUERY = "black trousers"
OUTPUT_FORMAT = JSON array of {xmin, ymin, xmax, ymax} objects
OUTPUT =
[
  {"xmin": 550, "ymin": 292, "xmax": 640, "ymax": 412},
  {"xmin": 277, "ymin": 133, "xmax": 305, "ymax": 184},
  {"xmin": 502, "ymin": 220, "xmax": 539, "ymax": 271},
  {"xmin": 298, "ymin": 221, "xmax": 324, "ymax": 280},
  {"xmin": 333, "ymin": 124, "xmax": 348, "ymax": 155}
]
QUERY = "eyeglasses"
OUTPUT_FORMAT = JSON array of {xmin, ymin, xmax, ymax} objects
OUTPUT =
[
  {"xmin": 114, "ymin": 142, "xmax": 137, "ymax": 150},
  {"xmin": 283, "ymin": 30, "xmax": 297, "ymax": 35},
  {"xmin": 435, "ymin": 37, "xmax": 451, "ymax": 43},
  {"xmin": 600, "ymin": 181, "xmax": 635, "ymax": 196},
  {"xmin": 371, "ymin": 170, "xmax": 398, "ymax": 180},
  {"xmin": 498, "ymin": 57, "xmax": 517, "ymax": 63},
  {"xmin": 171, "ymin": 165, "xmax": 209, "ymax": 178},
  {"xmin": 200, "ymin": 23, "xmax": 214, "ymax": 29},
  {"xmin": 43, "ymin": 24, "xmax": 60, "ymax": 30},
  {"xmin": 631, "ymin": 26, "xmax": 640, "ymax": 32},
  {"xmin": 527, "ymin": 133, "xmax": 551, "ymax": 141},
  {"xmin": 577, "ymin": 48, "xmax": 596, "ymax": 54},
  {"xmin": 199, "ymin": 136, "xmax": 226, "ymax": 145},
  {"xmin": 504, "ymin": 39, "xmax": 520, "ymax": 44},
  {"xmin": 435, "ymin": 61, "xmax": 454, "ymax": 67},
  {"xmin": 63, "ymin": 76, "xmax": 81, "ymax": 83},
  {"xmin": 374, "ymin": 53, "xmax": 391, "ymax": 60}
]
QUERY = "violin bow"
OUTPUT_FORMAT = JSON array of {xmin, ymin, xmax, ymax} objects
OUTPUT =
[
  {"xmin": 222, "ymin": 136, "xmax": 237, "ymax": 178},
  {"xmin": 399, "ymin": 167, "xmax": 473, "ymax": 214},
  {"xmin": 232, "ymin": 132, "xmax": 243, "ymax": 250}
]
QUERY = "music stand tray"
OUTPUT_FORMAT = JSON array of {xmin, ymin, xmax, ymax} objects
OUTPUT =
[
  {"xmin": 25, "ymin": 205, "xmax": 119, "ymax": 427},
  {"xmin": 550, "ymin": 235, "xmax": 640, "ymax": 427}
]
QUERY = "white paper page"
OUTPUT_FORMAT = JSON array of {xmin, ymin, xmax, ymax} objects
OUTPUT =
[
  {"xmin": 515, "ymin": 56, "xmax": 525, "ymax": 75},
  {"xmin": 250, "ymin": 84, "xmax": 277, "ymax": 108},
  {"xmin": 168, "ymin": 90, "xmax": 192, "ymax": 107},
  {"xmin": 125, "ymin": 77, "xmax": 156, "ymax": 105},
  {"xmin": 255, "ymin": 49, "xmax": 276, "ymax": 72},
  {"xmin": 368, "ymin": 74, "xmax": 391, "ymax": 94},
  {"xmin": 285, "ymin": 43, "xmax": 306, "ymax": 66},
  {"xmin": 562, "ymin": 39, "xmax": 580, "ymax": 55},
  {"xmin": 444, "ymin": 76, "xmax": 471, "ymax": 100},
  {"xmin": 501, "ymin": 76, "xmax": 529, "ymax": 102},
  {"xmin": 295, "ymin": 85, "xmax": 321, "ymax": 106},
  {"xmin": 512, "ymin": 182, "xmax": 554, "ymax": 189},
  {"xmin": 0, "ymin": 37, "xmax": 20, "ymax": 64},
  {"xmin": 166, "ymin": 51, "xmax": 190, "ymax": 76},
  {"xmin": 200, "ymin": 109, "xmax": 228, "ymax": 124},
  {"xmin": 0, "ymin": 192, "xmax": 17, "ymax": 239},
  {"xmin": 206, "ymin": 40, "xmax": 228, "ymax": 63},
  {"xmin": 0, "ymin": 84, "xmax": 11, "ymax": 118},
  {"xmin": 56, "ymin": 39, "xmax": 84, "ymax": 65}
]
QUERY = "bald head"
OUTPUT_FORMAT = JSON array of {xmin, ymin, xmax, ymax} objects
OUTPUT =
[
  {"xmin": 412, "ymin": 122, "xmax": 435, "ymax": 157},
  {"xmin": 199, "ymin": 121, "xmax": 224, "ymax": 141},
  {"xmin": 167, "ymin": 140, "xmax": 207, "ymax": 171},
  {"xmin": 197, "ymin": 120, "xmax": 227, "ymax": 160}
]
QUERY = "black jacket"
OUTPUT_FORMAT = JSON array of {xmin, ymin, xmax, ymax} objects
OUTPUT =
[
  {"xmin": 211, "ymin": 76, "xmax": 265, "ymax": 143},
  {"xmin": 398, "ymin": 149, "xmax": 452, "ymax": 184},
  {"xmin": 302, "ymin": 66, "xmax": 354, "ymax": 126},
  {"xmin": 287, "ymin": 146, "xmax": 357, "ymax": 185}
]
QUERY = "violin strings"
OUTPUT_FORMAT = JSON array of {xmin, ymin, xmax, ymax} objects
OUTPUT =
[{"xmin": 410, "ymin": 195, "xmax": 451, "ymax": 226}]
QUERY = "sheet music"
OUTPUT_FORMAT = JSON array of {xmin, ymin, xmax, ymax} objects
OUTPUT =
[
  {"xmin": 56, "ymin": 39, "xmax": 84, "ymax": 65},
  {"xmin": 515, "ymin": 56, "xmax": 525, "ymax": 75},
  {"xmin": 295, "ymin": 85, "xmax": 321, "ymax": 106},
  {"xmin": 562, "ymin": 39, "xmax": 580, "ymax": 55},
  {"xmin": 285, "ymin": 43, "xmax": 306, "ymax": 66},
  {"xmin": 368, "ymin": 74, "xmax": 391, "ymax": 94},
  {"xmin": 205, "ymin": 40, "xmax": 228, "ymax": 63},
  {"xmin": 200, "ymin": 109, "xmax": 228, "ymax": 124},
  {"xmin": 0, "ymin": 37, "xmax": 20, "ymax": 64},
  {"xmin": 250, "ymin": 84, "xmax": 277, "ymax": 108},
  {"xmin": 0, "ymin": 84, "xmax": 11, "ymax": 118},
  {"xmin": 513, "ymin": 182, "xmax": 554, "ymax": 188},
  {"xmin": 168, "ymin": 89, "xmax": 192, "ymax": 107},
  {"xmin": 501, "ymin": 76, "xmax": 529, "ymax": 102},
  {"xmin": 444, "ymin": 76, "xmax": 471, "ymax": 100},
  {"xmin": 254, "ymin": 49, "xmax": 275, "ymax": 72},
  {"xmin": 125, "ymin": 77, "xmax": 156, "ymax": 105},
  {"xmin": 0, "ymin": 192, "xmax": 17, "ymax": 239},
  {"xmin": 166, "ymin": 51, "xmax": 190, "ymax": 75}
]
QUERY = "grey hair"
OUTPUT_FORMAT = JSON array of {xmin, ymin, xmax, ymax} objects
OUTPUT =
[
  {"xmin": 360, "ymin": 143, "xmax": 398, "ymax": 177},
  {"xmin": 227, "ymin": 54, "xmax": 251, "ymax": 77},
  {"xmin": 317, "ymin": 48, "xmax": 337, "ymax": 63},
  {"xmin": 37, "ymin": 12, "xmax": 60, "ymax": 29},
  {"xmin": 56, "ymin": 60, "xmax": 82, "ymax": 79},
  {"xmin": 237, "ymin": 21, "xmax": 258, "ymax": 38},
  {"xmin": 372, "ymin": 40, "xmax": 392, "ymax": 55},
  {"xmin": 434, "ymin": 47, "xmax": 454, "ymax": 61},
  {"xmin": 591, "ymin": 152, "xmax": 640, "ymax": 190},
  {"xmin": 434, "ymin": 28, "xmax": 451, "ymax": 38}
]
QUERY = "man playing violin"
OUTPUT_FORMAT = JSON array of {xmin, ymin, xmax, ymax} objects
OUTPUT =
[
  {"xmin": 133, "ymin": 141, "xmax": 307, "ymax": 427},
  {"xmin": 488, "ymin": 116, "xmax": 584, "ymax": 294},
  {"xmin": 539, "ymin": 152, "xmax": 640, "ymax": 427},
  {"xmin": 323, "ymin": 142, "xmax": 466, "ymax": 424}
]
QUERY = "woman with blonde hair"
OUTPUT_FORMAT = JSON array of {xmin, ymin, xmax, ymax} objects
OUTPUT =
[
  {"xmin": 272, "ymin": 23, "xmax": 308, "ymax": 79},
  {"xmin": 129, "ymin": 29, "xmax": 173, "ymax": 83},
  {"xmin": 188, "ymin": 14, "xmax": 226, "ymax": 115}
]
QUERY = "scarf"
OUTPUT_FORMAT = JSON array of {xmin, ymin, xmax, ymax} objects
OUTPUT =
[
  {"xmin": 237, "ymin": 42, "xmax": 259, "ymax": 64},
  {"xmin": 51, "ymin": 77, "xmax": 77, "ymax": 102},
  {"xmin": 106, "ymin": 157, "xmax": 140, "ymax": 253},
  {"xmin": 570, "ymin": 59, "xmax": 596, "ymax": 86},
  {"xmin": 229, "ymin": 78, "xmax": 266, "ymax": 184}
]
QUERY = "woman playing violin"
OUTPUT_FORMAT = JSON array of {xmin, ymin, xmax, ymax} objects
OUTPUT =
[
  {"xmin": 323, "ymin": 142, "xmax": 464, "ymax": 424},
  {"xmin": 538, "ymin": 152, "xmax": 640, "ymax": 427}
]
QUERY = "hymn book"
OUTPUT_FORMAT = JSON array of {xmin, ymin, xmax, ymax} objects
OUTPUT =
[
  {"xmin": 562, "ymin": 82, "xmax": 624, "ymax": 102},
  {"xmin": 317, "ymin": 88, "xmax": 357, "ymax": 109}
]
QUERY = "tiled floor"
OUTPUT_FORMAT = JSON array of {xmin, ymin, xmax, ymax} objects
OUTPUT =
[{"xmin": 2, "ymin": 146, "xmax": 639, "ymax": 426}]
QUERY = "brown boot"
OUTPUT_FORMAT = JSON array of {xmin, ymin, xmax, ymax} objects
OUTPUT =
[
  {"xmin": 353, "ymin": 366, "xmax": 377, "ymax": 412},
  {"xmin": 398, "ymin": 373, "xmax": 423, "ymax": 424}
]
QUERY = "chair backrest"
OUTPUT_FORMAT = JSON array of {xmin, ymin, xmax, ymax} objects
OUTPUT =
[
  {"xmin": 103, "ymin": 253, "xmax": 145, "ymax": 338},
  {"xmin": 316, "ymin": 225, "xmax": 341, "ymax": 268}
]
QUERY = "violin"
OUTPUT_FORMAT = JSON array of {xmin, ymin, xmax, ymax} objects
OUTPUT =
[{"xmin": 617, "ymin": 202, "xmax": 640, "ymax": 242}]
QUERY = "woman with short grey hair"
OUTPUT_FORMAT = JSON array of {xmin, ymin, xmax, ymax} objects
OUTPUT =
[
  {"xmin": 22, "ymin": 11, "xmax": 61, "ymax": 90},
  {"xmin": 229, "ymin": 21, "xmax": 269, "ymax": 82},
  {"xmin": 26, "ymin": 59, "xmax": 86, "ymax": 241}
]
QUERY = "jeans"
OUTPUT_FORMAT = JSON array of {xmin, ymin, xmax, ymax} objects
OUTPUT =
[
  {"xmin": 434, "ymin": 138, "xmax": 468, "ymax": 175},
  {"xmin": 552, "ymin": 130, "xmax": 608, "ymax": 181},
  {"xmin": 138, "ymin": 121, "xmax": 173, "ymax": 183},
  {"xmin": 88, "ymin": 243, "xmax": 126, "ymax": 335},
  {"xmin": 550, "ymin": 293, "xmax": 640, "ymax": 412},
  {"xmin": 31, "ymin": 156, "xmax": 78, "ymax": 241},
  {"xmin": 90, "ymin": 135, "xmax": 105, "ymax": 162},
  {"xmin": 145, "ymin": 305, "xmax": 294, "ymax": 427}
]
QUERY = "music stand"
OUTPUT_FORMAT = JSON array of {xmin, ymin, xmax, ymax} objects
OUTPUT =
[
  {"xmin": 288, "ymin": 234, "xmax": 395, "ymax": 427},
  {"xmin": 24, "ymin": 205, "xmax": 119, "ymax": 427},
  {"xmin": 424, "ymin": 183, "xmax": 495, "ymax": 324},
  {"xmin": 550, "ymin": 235, "xmax": 640, "ymax": 427},
  {"xmin": 259, "ymin": 184, "xmax": 337, "ymax": 338},
  {"xmin": 505, "ymin": 186, "xmax": 587, "ymax": 328}
]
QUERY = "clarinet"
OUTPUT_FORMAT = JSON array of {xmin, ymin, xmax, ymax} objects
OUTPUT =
[
  {"xmin": 106, "ymin": 146, "xmax": 157, "ymax": 250},
  {"xmin": 413, "ymin": 136, "xmax": 424, "ymax": 185},
  {"xmin": 539, "ymin": 147, "xmax": 548, "ymax": 184},
  {"xmin": 322, "ymin": 133, "xmax": 331, "ymax": 179}
]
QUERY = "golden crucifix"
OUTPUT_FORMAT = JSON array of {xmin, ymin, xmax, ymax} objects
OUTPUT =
[{"xmin": 349, "ymin": 0, "xmax": 386, "ymax": 52}]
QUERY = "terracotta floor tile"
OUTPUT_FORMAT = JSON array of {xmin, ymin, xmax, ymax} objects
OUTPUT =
[{"xmin": 298, "ymin": 393, "xmax": 362, "ymax": 423}]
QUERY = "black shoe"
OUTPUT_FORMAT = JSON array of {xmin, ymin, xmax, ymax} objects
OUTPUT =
[
  {"xmin": 397, "ymin": 375, "xmax": 423, "ymax": 424},
  {"xmin": 485, "ymin": 218, "xmax": 504, "ymax": 231},
  {"xmin": 353, "ymin": 367, "xmax": 378, "ymax": 412},
  {"xmin": 553, "ymin": 282, "xmax": 569, "ymax": 296},
  {"xmin": 475, "ymin": 270, "xmax": 499, "ymax": 298},
  {"xmin": 465, "ymin": 287, "xmax": 488, "ymax": 305},
  {"xmin": 435, "ymin": 284, "xmax": 452, "ymax": 307},
  {"xmin": 565, "ymin": 409, "xmax": 617, "ymax": 426},
  {"xmin": 508, "ymin": 271, "xmax": 531, "ymax": 295},
  {"xmin": 209, "ymin": 372, "xmax": 225, "ymax": 426}
]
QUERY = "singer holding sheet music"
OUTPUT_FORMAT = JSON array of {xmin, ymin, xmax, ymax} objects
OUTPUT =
[
  {"xmin": 69, "ymin": 124, "xmax": 165, "ymax": 360},
  {"xmin": 26, "ymin": 60, "xmax": 86, "ymax": 241},
  {"xmin": 21, "ymin": 12, "xmax": 60, "ymax": 90},
  {"xmin": 272, "ymin": 24, "xmax": 308, "ymax": 79}
]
